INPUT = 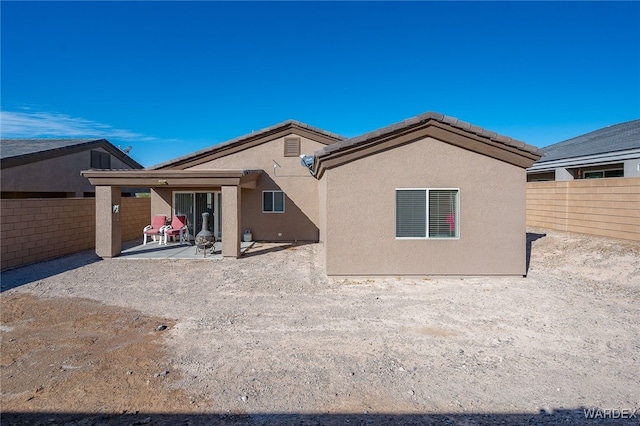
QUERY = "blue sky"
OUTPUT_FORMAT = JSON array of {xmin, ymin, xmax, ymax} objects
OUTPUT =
[{"xmin": 2, "ymin": 1, "xmax": 639, "ymax": 167}]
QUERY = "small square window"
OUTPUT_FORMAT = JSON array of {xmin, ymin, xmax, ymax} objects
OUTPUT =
[
  {"xmin": 263, "ymin": 190, "xmax": 285, "ymax": 213},
  {"xmin": 90, "ymin": 150, "xmax": 111, "ymax": 169},
  {"xmin": 284, "ymin": 137, "xmax": 300, "ymax": 157}
]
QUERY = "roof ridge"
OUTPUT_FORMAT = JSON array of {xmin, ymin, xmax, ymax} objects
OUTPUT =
[
  {"xmin": 316, "ymin": 111, "xmax": 542, "ymax": 157},
  {"xmin": 148, "ymin": 119, "xmax": 345, "ymax": 170}
]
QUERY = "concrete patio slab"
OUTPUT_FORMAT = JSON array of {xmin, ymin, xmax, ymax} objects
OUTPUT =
[{"xmin": 118, "ymin": 240, "xmax": 254, "ymax": 260}]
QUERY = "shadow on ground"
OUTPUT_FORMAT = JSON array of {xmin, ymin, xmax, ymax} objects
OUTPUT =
[
  {"xmin": 525, "ymin": 232, "xmax": 547, "ymax": 276},
  {"xmin": 2, "ymin": 409, "xmax": 634, "ymax": 425},
  {"xmin": 0, "ymin": 250, "xmax": 101, "ymax": 293},
  {"xmin": 241, "ymin": 241, "xmax": 314, "ymax": 258}
]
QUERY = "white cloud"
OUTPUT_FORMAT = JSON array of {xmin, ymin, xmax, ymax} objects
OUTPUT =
[{"xmin": 0, "ymin": 110, "xmax": 170, "ymax": 143}]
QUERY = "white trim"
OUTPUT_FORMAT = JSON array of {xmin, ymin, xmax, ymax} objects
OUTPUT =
[
  {"xmin": 262, "ymin": 190, "xmax": 285, "ymax": 213},
  {"xmin": 395, "ymin": 188, "xmax": 460, "ymax": 240},
  {"xmin": 528, "ymin": 148, "xmax": 640, "ymax": 172}
]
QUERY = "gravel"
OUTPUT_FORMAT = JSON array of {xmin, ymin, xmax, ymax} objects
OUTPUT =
[{"xmin": 1, "ymin": 228, "xmax": 639, "ymax": 423}]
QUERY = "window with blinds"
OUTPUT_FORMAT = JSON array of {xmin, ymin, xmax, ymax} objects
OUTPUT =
[
  {"xmin": 284, "ymin": 137, "xmax": 301, "ymax": 157},
  {"xmin": 396, "ymin": 188, "xmax": 459, "ymax": 239},
  {"xmin": 396, "ymin": 190, "xmax": 426, "ymax": 238}
]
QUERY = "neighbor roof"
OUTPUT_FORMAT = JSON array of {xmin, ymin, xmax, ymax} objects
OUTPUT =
[
  {"xmin": 535, "ymin": 119, "xmax": 640, "ymax": 163},
  {"xmin": 150, "ymin": 120, "xmax": 345, "ymax": 170},
  {"xmin": 0, "ymin": 138, "xmax": 143, "ymax": 169}
]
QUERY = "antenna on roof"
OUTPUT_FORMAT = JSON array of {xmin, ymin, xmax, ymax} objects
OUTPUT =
[{"xmin": 120, "ymin": 145, "xmax": 132, "ymax": 155}]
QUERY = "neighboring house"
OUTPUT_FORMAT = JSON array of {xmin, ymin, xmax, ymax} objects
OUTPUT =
[
  {"xmin": 1, "ymin": 138, "xmax": 144, "ymax": 198},
  {"xmin": 527, "ymin": 119, "xmax": 640, "ymax": 182},
  {"xmin": 83, "ymin": 112, "xmax": 541, "ymax": 276}
]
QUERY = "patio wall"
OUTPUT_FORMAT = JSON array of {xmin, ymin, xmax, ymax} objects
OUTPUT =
[
  {"xmin": 526, "ymin": 177, "xmax": 640, "ymax": 242},
  {"xmin": 1, "ymin": 197, "xmax": 150, "ymax": 270}
]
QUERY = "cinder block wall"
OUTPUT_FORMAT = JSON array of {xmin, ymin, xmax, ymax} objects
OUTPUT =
[
  {"xmin": 1, "ymin": 197, "xmax": 151, "ymax": 270},
  {"xmin": 526, "ymin": 177, "xmax": 640, "ymax": 241}
]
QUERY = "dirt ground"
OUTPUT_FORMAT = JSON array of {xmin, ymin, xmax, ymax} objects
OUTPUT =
[{"xmin": 1, "ymin": 228, "xmax": 639, "ymax": 425}]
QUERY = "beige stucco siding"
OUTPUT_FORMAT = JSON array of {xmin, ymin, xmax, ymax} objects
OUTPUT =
[
  {"xmin": 150, "ymin": 187, "xmax": 173, "ymax": 218},
  {"xmin": 186, "ymin": 134, "xmax": 325, "ymax": 241},
  {"xmin": 322, "ymin": 136, "xmax": 527, "ymax": 276},
  {"xmin": 1, "ymin": 148, "xmax": 134, "ymax": 196},
  {"xmin": 318, "ymin": 174, "xmax": 328, "ymax": 243}
]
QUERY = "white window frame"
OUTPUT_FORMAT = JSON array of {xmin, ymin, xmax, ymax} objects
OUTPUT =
[
  {"xmin": 395, "ymin": 188, "xmax": 460, "ymax": 240},
  {"xmin": 262, "ymin": 190, "xmax": 285, "ymax": 213}
]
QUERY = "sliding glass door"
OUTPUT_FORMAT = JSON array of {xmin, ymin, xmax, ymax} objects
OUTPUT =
[{"xmin": 173, "ymin": 191, "xmax": 221, "ymax": 239}]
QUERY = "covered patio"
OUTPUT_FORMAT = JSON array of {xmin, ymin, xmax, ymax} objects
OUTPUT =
[{"xmin": 81, "ymin": 169, "xmax": 262, "ymax": 259}]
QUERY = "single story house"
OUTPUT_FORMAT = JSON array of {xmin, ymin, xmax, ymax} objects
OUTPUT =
[
  {"xmin": 527, "ymin": 119, "xmax": 640, "ymax": 182},
  {"xmin": 83, "ymin": 112, "xmax": 541, "ymax": 276},
  {"xmin": 1, "ymin": 138, "xmax": 144, "ymax": 198}
]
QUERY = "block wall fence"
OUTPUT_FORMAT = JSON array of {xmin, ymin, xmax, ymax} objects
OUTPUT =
[
  {"xmin": 2, "ymin": 181, "xmax": 637, "ymax": 270},
  {"xmin": 1, "ymin": 197, "xmax": 151, "ymax": 270},
  {"xmin": 526, "ymin": 177, "xmax": 640, "ymax": 242}
]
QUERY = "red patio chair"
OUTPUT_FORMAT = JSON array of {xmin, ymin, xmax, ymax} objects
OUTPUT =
[
  {"xmin": 143, "ymin": 214, "xmax": 167, "ymax": 245},
  {"xmin": 163, "ymin": 215, "xmax": 189, "ymax": 245}
]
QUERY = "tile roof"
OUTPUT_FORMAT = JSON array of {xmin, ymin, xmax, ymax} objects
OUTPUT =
[
  {"xmin": 315, "ymin": 111, "xmax": 542, "ymax": 157},
  {"xmin": 148, "ymin": 119, "xmax": 345, "ymax": 170},
  {"xmin": 535, "ymin": 119, "xmax": 640, "ymax": 163}
]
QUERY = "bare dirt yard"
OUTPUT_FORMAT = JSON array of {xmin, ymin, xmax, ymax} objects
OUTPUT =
[{"xmin": 1, "ymin": 228, "xmax": 639, "ymax": 425}]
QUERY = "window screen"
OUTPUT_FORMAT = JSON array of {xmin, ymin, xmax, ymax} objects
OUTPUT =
[{"xmin": 396, "ymin": 190, "xmax": 426, "ymax": 238}]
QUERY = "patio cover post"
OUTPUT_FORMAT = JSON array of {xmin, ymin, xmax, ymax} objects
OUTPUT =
[
  {"xmin": 221, "ymin": 185, "xmax": 241, "ymax": 258},
  {"xmin": 95, "ymin": 185, "xmax": 122, "ymax": 258}
]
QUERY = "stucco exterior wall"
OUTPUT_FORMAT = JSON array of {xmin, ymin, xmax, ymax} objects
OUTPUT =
[
  {"xmin": 526, "ymin": 177, "xmax": 640, "ymax": 241},
  {"xmin": 150, "ymin": 187, "xmax": 173, "ymax": 218},
  {"xmin": 318, "ymin": 174, "xmax": 328, "ymax": 243},
  {"xmin": 1, "ymin": 148, "xmax": 136, "ymax": 197},
  {"xmin": 188, "ymin": 134, "xmax": 325, "ymax": 241},
  {"xmin": 321, "ymin": 137, "xmax": 527, "ymax": 276},
  {"xmin": 1, "ymin": 197, "xmax": 150, "ymax": 270}
]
